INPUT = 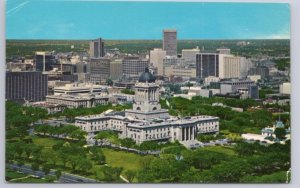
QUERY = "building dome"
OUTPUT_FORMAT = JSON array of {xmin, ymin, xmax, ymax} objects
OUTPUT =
[{"xmin": 138, "ymin": 67, "xmax": 156, "ymax": 83}]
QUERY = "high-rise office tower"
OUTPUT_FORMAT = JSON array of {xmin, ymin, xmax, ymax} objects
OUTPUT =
[
  {"xmin": 6, "ymin": 71, "xmax": 48, "ymax": 103},
  {"xmin": 196, "ymin": 53, "xmax": 219, "ymax": 79},
  {"xmin": 90, "ymin": 38, "xmax": 105, "ymax": 58},
  {"xmin": 35, "ymin": 51, "xmax": 56, "ymax": 72},
  {"xmin": 163, "ymin": 29, "xmax": 177, "ymax": 56}
]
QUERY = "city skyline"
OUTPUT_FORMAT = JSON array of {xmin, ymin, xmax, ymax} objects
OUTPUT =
[{"xmin": 6, "ymin": 0, "xmax": 290, "ymax": 40}]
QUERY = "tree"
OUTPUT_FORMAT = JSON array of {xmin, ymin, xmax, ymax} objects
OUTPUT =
[
  {"xmin": 55, "ymin": 170, "xmax": 62, "ymax": 180},
  {"xmin": 31, "ymin": 163, "xmax": 40, "ymax": 176},
  {"xmin": 58, "ymin": 150, "xmax": 68, "ymax": 167},
  {"xmin": 106, "ymin": 78, "xmax": 113, "ymax": 86},
  {"xmin": 23, "ymin": 144, "xmax": 33, "ymax": 158},
  {"xmin": 45, "ymin": 176, "xmax": 56, "ymax": 183},
  {"xmin": 120, "ymin": 138, "xmax": 135, "ymax": 148},
  {"xmin": 78, "ymin": 158, "xmax": 92, "ymax": 173},
  {"xmin": 42, "ymin": 164, "xmax": 51, "ymax": 175},
  {"xmin": 234, "ymin": 142, "xmax": 256, "ymax": 156},
  {"xmin": 274, "ymin": 128, "xmax": 286, "ymax": 140},
  {"xmin": 102, "ymin": 166, "xmax": 123, "ymax": 182},
  {"xmin": 124, "ymin": 170, "xmax": 136, "ymax": 183},
  {"xmin": 68, "ymin": 155, "xmax": 82, "ymax": 171},
  {"xmin": 34, "ymin": 125, "xmax": 50, "ymax": 136},
  {"xmin": 70, "ymin": 129, "xmax": 87, "ymax": 141}
]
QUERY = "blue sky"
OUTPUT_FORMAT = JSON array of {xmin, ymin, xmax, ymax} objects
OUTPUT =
[{"xmin": 6, "ymin": 0, "xmax": 290, "ymax": 40}]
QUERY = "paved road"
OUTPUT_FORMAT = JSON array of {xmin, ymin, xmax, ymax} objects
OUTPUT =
[{"xmin": 8, "ymin": 164, "xmax": 97, "ymax": 183}]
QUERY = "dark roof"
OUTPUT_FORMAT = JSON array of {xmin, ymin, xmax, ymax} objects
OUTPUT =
[{"xmin": 138, "ymin": 67, "xmax": 156, "ymax": 83}]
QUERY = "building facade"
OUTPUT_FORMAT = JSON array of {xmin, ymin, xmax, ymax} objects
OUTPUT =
[
  {"xmin": 248, "ymin": 66, "xmax": 269, "ymax": 79},
  {"xmin": 220, "ymin": 79, "xmax": 258, "ymax": 99},
  {"xmin": 150, "ymin": 48, "xmax": 166, "ymax": 76},
  {"xmin": 196, "ymin": 53, "xmax": 219, "ymax": 79},
  {"xmin": 110, "ymin": 59, "xmax": 123, "ymax": 80},
  {"xmin": 90, "ymin": 38, "xmax": 105, "ymax": 58},
  {"xmin": 163, "ymin": 29, "xmax": 177, "ymax": 56},
  {"xmin": 46, "ymin": 94, "xmax": 109, "ymax": 108},
  {"xmin": 6, "ymin": 71, "xmax": 48, "ymax": 103},
  {"xmin": 122, "ymin": 57, "xmax": 149, "ymax": 78},
  {"xmin": 181, "ymin": 48, "xmax": 200, "ymax": 63},
  {"xmin": 35, "ymin": 52, "xmax": 57, "ymax": 72},
  {"xmin": 90, "ymin": 58, "xmax": 111, "ymax": 83}
]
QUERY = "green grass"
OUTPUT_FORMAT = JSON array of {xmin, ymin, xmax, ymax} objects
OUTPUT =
[
  {"xmin": 243, "ymin": 127, "xmax": 261, "ymax": 134},
  {"xmin": 29, "ymin": 136, "xmax": 142, "ymax": 182},
  {"xmin": 102, "ymin": 148, "xmax": 144, "ymax": 172},
  {"xmin": 241, "ymin": 171, "xmax": 288, "ymax": 183},
  {"xmin": 201, "ymin": 146, "xmax": 237, "ymax": 156},
  {"xmin": 10, "ymin": 176, "xmax": 50, "ymax": 183},
  {"xmin": 31, "ymin": 136, "xmax": 61, "ymax": 149},
  {"xmin": 5, "ymin": 169, "xmax": 28, "ymax": 181}
]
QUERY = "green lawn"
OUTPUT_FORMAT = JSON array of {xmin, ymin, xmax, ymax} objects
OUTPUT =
[
  {"xmin": 5, "ymin": 169, "xmax": 28, "ymax": 181},
  {"xmin": 102, "ymin": 148, "xmax": 144, "ymax": 171},
  {"xmin": 241, "ymin": 171, "xmax": 288, "ymax": 183},
  {"xmin": 32, "ymin": 136, "xmax": 61, "ymax": 149},
  {"xmin": 244, "ymin": 127, "xmax": 261, "ymax": 134},
  {"xmin": 30, "ymin": 136, "xmax": 143, "ymax": 182},
  {"xmin": 201, "ymin": 146, "xmax": 237, "ymax": 156},
  {"xmin": 10, "ymin": 176, "xmax": 50, "ymax": 183}
]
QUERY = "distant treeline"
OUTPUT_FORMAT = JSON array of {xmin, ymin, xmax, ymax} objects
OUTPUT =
[{"xmin": 6, "ymin": 39, "xmax": 290, "ymax": 61}]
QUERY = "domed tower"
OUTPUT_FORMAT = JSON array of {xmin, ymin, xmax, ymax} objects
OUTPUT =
[{"xmin": 125, "ymin": 67, "xmax": 169, "ymax": 120}]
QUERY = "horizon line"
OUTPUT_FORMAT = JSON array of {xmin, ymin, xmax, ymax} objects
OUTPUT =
[{"xmin": 6, "ymin": 38, "xmax": 291, "ymax": 41}]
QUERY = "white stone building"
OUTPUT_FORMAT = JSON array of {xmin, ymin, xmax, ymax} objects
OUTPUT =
[
  {"xmin": 75, "ymin": 68, "xmax": 219, "ymax": 145},
  {"xmin": 150, "ymin": 48, "xmax": 166, "ymax": 76},
  {"xmin": 46, "ymin": 94, "xmax": 109, "ymax": 108}
]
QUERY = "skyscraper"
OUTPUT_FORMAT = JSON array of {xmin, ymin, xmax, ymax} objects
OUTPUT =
[
  {"xmin": 90, "ymin": 38, "xmax": 105, "ymax": 58},
  {"xmin": 163, "ymin": 29, "xmax": 177, "ymax": 56}
]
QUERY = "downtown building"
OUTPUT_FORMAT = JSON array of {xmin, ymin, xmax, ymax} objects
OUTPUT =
[
  {"xmin": 220, "ymin": 79, "xmax": 259, "ymax": 99},
  {"xmin": 122, "ymin": 57, "xmax": 149, "ymax": 79},
  {"xmin": 181, "ymin": 47, "xmax": 200, "ymax": 63},
  {"xmin": 196, "ymin": 53, "xmax": 219, "ymax": 79},
  {"xmin": 110, "ymin": 59, "xmax": 123, "ymax": 80},
  {"xmin": 150, "ymin": 48, "xmax": 166, "ymax": 76},
  {"xmin": 163, "ymin": 57, "xmax": 197, "ymax": 80},
  {"xmin": 248, "ymin": 66, "xmax": 269, "ymax": 79},
  {"xmin": 218, "ymin": 54, "xmax": 251, "ymax": 79},
  {"xmin": 196, "ymin": 51, "xmax": 251, "ymax": 79},
  {"xmin": 90, "ymin": 58, "xmax": 111, "ymax": 83},
  {"xmin": 46, "ymin": 83, "xmax": 109, "ymax": 108},
  {"xmin": 90, "ymin": 38, "xmax": 105, "ymax": 58},
  {"xmin": 35, "ymin": 51, "xmax": 57, "ymax": 72},
  {"xmin": 6, "ymin": 71, "xmax": 48, "ymax": 103},
  {"xmin": 75, "ymin": 68, "xmax": 219, "ymax": 145},
  {"xmin": 163, "ymin": 29, "xmax": 177, "ymax": 56}
]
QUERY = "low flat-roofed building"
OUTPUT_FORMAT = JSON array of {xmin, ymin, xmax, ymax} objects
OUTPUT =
[
  {"xmin": 46, "ymin": 94, "xmax": 109, "ymax": 108},
  {"xmin": 24, "ymin": 101, "xmax": 67, "ymax": 114},
  {"xmin": 53, "ymin": 83, "xmax": 106, "ymax": 95}
]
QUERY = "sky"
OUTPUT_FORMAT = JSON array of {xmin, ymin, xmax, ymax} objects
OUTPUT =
[{"xmin": 6, "ymin": 0, "xmax": 290, "ymax": 40}]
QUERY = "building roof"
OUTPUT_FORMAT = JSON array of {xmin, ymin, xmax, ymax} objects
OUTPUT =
[
  {"xmin": 275, "ymin": 121, "xmax": 285, "ymax": 128},
  {"xmin": 138, "ymin": 67, "xmax": 156, "ymax": 83}
]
